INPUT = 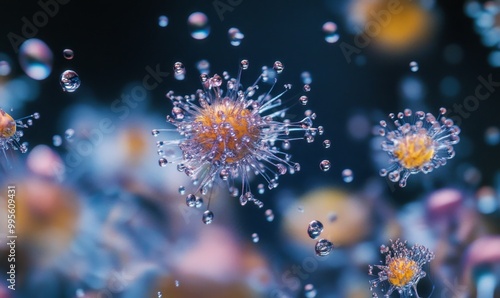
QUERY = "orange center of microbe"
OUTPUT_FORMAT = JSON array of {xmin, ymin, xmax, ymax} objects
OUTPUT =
[
  {"xmin": 193, "ymin": 101, "xmax": 260, "ymax": 164},
  {"xmin": 393, "ymin": 133, "xmax": 434, "ymax": 169},
  {"xmin": 0, "ymin": 111, "xmax": 16, "ymax": 138},
  {"xmin": 387, "ymin": 258, "xmax": 418, "ymax": 287}
]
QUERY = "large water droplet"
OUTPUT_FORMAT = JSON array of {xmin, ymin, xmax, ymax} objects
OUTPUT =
[
  {"xmin": 228, "ymin": 27, "xmax": 244, "ymax": 46},
  {"xmin": 188, "ymin": 12, "xmax": 210, "ymax": 40},
  {"xmin": 315, "ymin": 238, "xmax": 334, "ymax": 256},
  {"xmin": 60, "ymin": 70, "xmax": 81, "ymax": 92},
  {"xmin": 322, "ymin": 22, "xmax": 339, "ymax": 43},
  {"xmin": 63, "ymin": 49, "xmax": 74, "ymax": 60},
  {"xmin": 304, "ymin": 284, "xmax": 317, "ymax": 298},
  {"xmin": 307, "ymin": 220, "xmax": 324, "ymax": 239},
  {"xmin": 319, "ymin": 160, "xmax": 331, "ymax": 172},
  {"xmin": 202, "ymin": 210, "xmax": 214, "ymax": 224},
  {"xmin": 158, "ymin": 15, "xmax": 169, "ymax": 27},
  {"xmin": 158, "ymin": 157, "xmax": 168, "ymax": 167},
  {"xmin": 19, "ymin": 38, "xmax": 53, "ymax": 80}
]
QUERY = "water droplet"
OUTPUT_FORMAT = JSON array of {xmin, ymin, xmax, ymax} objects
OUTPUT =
[
  {"xmin": 409, "ymin": 61, "xmax": 419, "ymax": 72},
  {"xmin": 299, "ymin": 95, "xmax": 308, "ymax": 105},
  {"xmin": 195, "ymin": 196, "xmax": 203, "ymax": 208},
  {"xmin": 158, "ymin": 15, "xmax": 169, "ymax": 27},
  {"xmin": 252, "ymin": 233, "xmax": 259, "ymax": 243},
  {"xmin": 319, "ymin": 160, "xmax": 331, "ymax": 172},
  {"xmin": 303, "ymin": 84, "xmax": 311, "ymax": 92},
  {"xmin": 202, "ymin": 210, "xmax": 214, "ymax": 224},
  {"xmin": 219, "ymin": 168, "xmax": 229, "ymax": 180},
  {"xmin": 63, "ymin": 49, "xmax": 74, "ymax": 60},
  {"xmin": 151, "ymin": 129, "xmax": 160, "ymax": 137},
  {"xmin": 322, "ymin": 21, "xmax": 340, "ymax": 43},
  {"xmin": 328, "ymin": 212, "xmax": 337, "ymax": 222},
  {"xmin": 240, "ymin": 59, "xmax": 249, "ymax": 70},
  {"xmin": 19, "ymin": 38, "xmax": 53, "ymax": 80},
  {"xmin": 323, "ymin": 139, "xmax": 331, "ymax": 148},
  {"xmin": 175, "ymin": 280, "xmax": 180, "ymax": 287},
  {"xmin": 307, "ymin": 220, "xmax": 324, "ymax": 239},
  {"xmin": 380, "ymin": 244, "xmax": 389, "ymax": 254},
  {"xmin": 258, "ymin": 183, "xmax": 265, "ymax": 194},
  {"xmin": 52, "ymin": 135, "xmax": 62, "ymax": 147},
  {"xmin": 315, "ymin": 238, "xmax": 334, "ymax": 256},
  {"xmin": 298, "ymin": 206, "xmax": 304, "ymax": 213},
  {"xmin": 60, "ymin": 70, "xmax": 81, "ymax": 92},
  {"xmin": 186, "ymin": 194, "xmax": 196, "ymax": 207},
  {"xmin": 301, "ymin": 71, "xmax": 312, "ymax": 84},
  {"xmin": 0, "ymin": 60, "xmax": 11, "ymax": 76},
  {"xmin": 265, "ymin": 209, "xmax": 274, "ymax": 222},
  {"xmin": 158, "ymin": 157, "xmax": 168, "ymax": 167},
  {"xmin": 228, "ymin": 27, "xmax": 244, "ymax": 46},
  {"xmin": 304, "ymin": 284, "xmax": 317, "ymax": 298},
  {"xmin": 273, "ymin": 61, "xmax": 284, "ymax": 74},
  {"xmin": 64, "ymin": 128, "xmax": 75, "ymax": 140},
  {"xmin": 157, "ymin": 291, "xmax": 163, "ymax": 298},
  {"xmin": 173, "ymin": 62, "xmax": 186, "ymax": 80},
  {"xmin": 342, "ymin": 169, "xmax": 354, "ymax": 183},
  {"xmin": 196, "ymin": 59, "xmax": 210, "ymax": 74},
  {"xmin": 178, "ymin": 186, "xmax": 186, "ymax": 195},
  {"xmin": 76, "ymin": 289, "xmax": 85, "ymax": 297},
  {"xmin": 188, "ymin": 12, "xmax": 210, "ymax": 40},
  {"xmin": 485, "ymin": 126, "xmax": 500, "ymax": 145}
]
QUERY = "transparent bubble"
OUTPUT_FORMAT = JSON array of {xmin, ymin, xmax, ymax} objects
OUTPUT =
[
  {"xmin": 265, "ymin": 209, "xmax": 274, "ymax": 222},
  {"xmin": 319, "ymin": 160, "xmax": 331, "ymax": 172},
  {"xmin": 252, "ymin": 233, "xmax": 259, "ymax": 243},
  {"xmin": 196, "ymin": 59, "xmax": 210, "ymax": 74},
  {"xmin": 304, "ymin": 284, "xmax": 317, "ymax": 298},
  {"xmin": 202, "ymin": 210, "xmax": 214, "ymax": 224},
  {"xmin": 158, "ymin": 15, "xmax": 169, "ymax": 27},
  {"xmin": 188, "ymin": 12, "xmax": 210, "ymax": 40},
  {"xmin": 307, "ymin": 220, "xmax": 324, "ymax": 239},
  {"xmin": 342, "ymin": 169, "xmax": 353, "ymax": 183},
  {"xmin": 315, "ymin": 238, "xmax": 333, "ymax": 256},
  {"xmin": 174, "ymin": 62, "xmax": 186, "ymax": 80},
  {"xmin": 301, "ymin": 71, "xmax": 312, "ymax": 84},
  {"xmin": 485, "ymin": 126, "xmax": 500, "ymax": 145},
  {"xmin": 52, "ymin": 135, "xmax": 62, "ymax": 147},
  {"xmin": 409, "ymin": 61, "xmax": 419, "ymax": 72},
  {"xmin": 323, "ymin": 139, "xmax": 331, "ymax": 148},
  {"xmin": 0, "ymin": 60, "xmax": 12, "ymax": 76},
  {"xmin": 65, "ymin": 128, "xmax": 75, "ymax": 140},
  {"xmin": 299, "ymin": 95, "xmax": 308, "ymax": 105},
  {"xmin": 60, "ymin": 70, "xmax": 81, "ymax": 92},
  {"xmin": 322, "ymin": 21, "xmax": 340, "ymax": 43},
  {"xmin": 19, "ymin": 38, "xmax": 53, "ymax": 80},
  {"xmin": 63, "ymin": 49, "xmax": 74, "ymax": 60},
  {"xmin": 228, "ymin": 27, "xmax": 244, "ymax": 46}
]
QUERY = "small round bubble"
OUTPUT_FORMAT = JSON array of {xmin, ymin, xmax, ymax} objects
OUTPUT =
[
  {"xmin": 228, "ymin": 27, "xmax": 244, "ymax": 46},
  {"xmin": 299, "ymin": 95, "xmax": 308, "ymax": 105},
  {"xmin": 409, "ymin": 61, "xmax": 419, "ymax": 72},
  {"xmin": 52, "ymin": 135, "xmax": 62, "ymax": 147},
  {"xmin": 304, "ymin": 284, "xmax": 317, "ymax": 298},
  {"xmin": 319, "ymin": 160, "xmax": 331, "ymax": 172},
  {"xmin": 63, "ymin": 49, "xmax": 74, "ymax": 60},
  {"xmin": 251, "ymin": 233, "xmax": 259, "ymax": 243},
  {"xmin": 60, "ymin": 70, "xmax": 81, "ymax": 92},
  {"xmin": 301, "ymin": 71, "xmax": 312, "ymax": 84},
  {"xmin": 342, "ymin": 169, "xmax": 354, "ymax": 183},
  {"xmin": 202, "ymin": 210, "xmax": 214, "ymax": 224},
  {"xmin": 322, "ymin": 21, "xmax": 340, "ymax": 43},
  {"xmin": 158, "ymin": 15, "xmax": 169, "ymax": 27},
  {"xmin": 303, "ymin": 84, "xmax": 311, "ymax": 92},
  {"xmin": 188, "ymin": 12, "xmax": 210, "ymax": 40},
  {"xmin": 173, "ymin": 62, "xmax": 186, "ymax": 80},
  {"xmin": 273, "ymin": 61, "xmax": 284, "ymax": 74},
  {"xmin": 265, "ymin": 209, "xmax": 274, "ymax": 222},
  {"xmin": 307, "ymin": 220, "xmax": 324, "ymax": 239},
  {"xmin": 196, "ymin": 59, "xmax": 210, "ymax": 74},
  {"xmin": 315, "ymin": 238, "xmax": 333, "ymax": 256}
]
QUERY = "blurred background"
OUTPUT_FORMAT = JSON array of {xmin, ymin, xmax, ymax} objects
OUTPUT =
[{"xmin": 1, "ymin": 0, "xmax": 500, "ymax": 297}]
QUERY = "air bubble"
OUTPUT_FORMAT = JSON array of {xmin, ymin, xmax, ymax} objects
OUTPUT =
[
  {"xmin": 315, "ymin": 238, "xmax": 333, "ymax": 256},
  {"xmin": 307, "ymin": 220, "xmax": 324, "ymax": 239},
  {"xmin": 60, "ymin": 70, "xmax": 81, "ymax": 92},
  {"xmin": 319, "ymin": 160, "xmax": 331, "ymax": 172},
  {"xmin": 63, "ymin": 49, "xmax": 74, "ymax": 60},
  {"xmin": 202, "ymin": 210, "xmax": 214, "ymax": 224},
  {"xmin": 196, "ymin": 59, "xmax": 210, "ymax": 74}
]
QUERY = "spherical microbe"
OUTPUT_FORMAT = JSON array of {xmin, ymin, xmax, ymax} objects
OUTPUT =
[
  {"xmin": 60, "ymin": 70, "xmax": 81, "ymax": 92},
  {"xmin": 0, "ymin": 109, "xmax": 39, "ymax": 165},
  {"xmin": 154, "ymin": 60, "xmax": 321, "ymax": 223},
  {"xmin": 369, "ymin": 239, "xmax": 434, "ymax": 298},
  {"xmin": 377, "ymin": 108, "xmax": 460, "ymax": 187}
]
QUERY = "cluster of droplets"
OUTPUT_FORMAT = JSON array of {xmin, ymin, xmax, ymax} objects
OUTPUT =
[
  {"xmin": 377, "ymin": 108, "xmax": 460, "ymax": 187},
  {"xmin": 154, "ymin": 60, "xmax": 322, "ymax": 224},
  {"xmin": 369, "ymin": 239, "xmax": 435, "ymax": 298},
  {"xmin": 307, "ymin": 220, "xmax": 334, "ymax": 256},
  {"xmin": 0, "ymin": 109, "xmax": 40, "ymax": 161}
]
